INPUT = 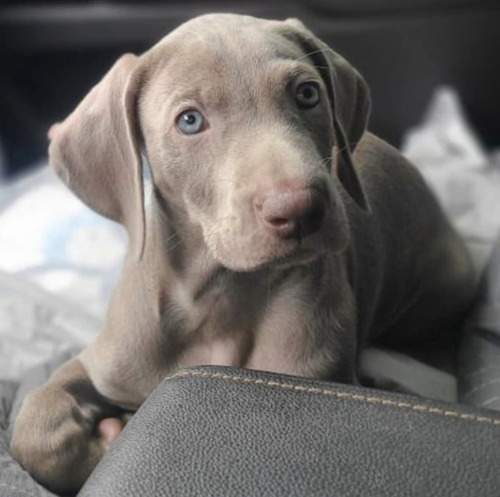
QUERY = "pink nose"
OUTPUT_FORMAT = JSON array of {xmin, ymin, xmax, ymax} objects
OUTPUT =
[{"xmin": 254, "ymin": 188, "xmax": 326, "ymax": 239}]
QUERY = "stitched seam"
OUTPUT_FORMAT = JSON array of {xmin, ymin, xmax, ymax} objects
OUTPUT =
[
  {"xmin": 166, "ymin": 371, "xmax": 500, "ymax": 427},
  {"xmin": 0, "ymin": 483, "xmax": 37, "ymax": 497}
]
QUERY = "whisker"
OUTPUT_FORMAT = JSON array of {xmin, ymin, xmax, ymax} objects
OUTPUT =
[
  {"xmin": 296, "ymin": 46, "xmax": 333, "ymax": 63},
  {"xmin": 321, "ymin": 155, "xmax": 334, "ymax": 168},
  {"xmin": 165, "ymin": 237, "xmax": 184, "ymax": 253},
  {"xmin": 335, "ymin": 142, "xmax": 358, "ymax": 155}
]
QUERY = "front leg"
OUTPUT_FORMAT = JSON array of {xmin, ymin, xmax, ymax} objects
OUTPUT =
[{"xmin": 11, "ymin": 356, "xmax": 130, "ymax": 495}]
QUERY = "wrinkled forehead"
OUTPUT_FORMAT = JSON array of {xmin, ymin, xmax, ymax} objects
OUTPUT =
[{"xmin": 143, "ymin": 15, "xmax": 317, "ymax": 101}]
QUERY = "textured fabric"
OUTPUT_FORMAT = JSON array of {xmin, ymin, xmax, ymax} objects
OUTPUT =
[
  {"xmin": 402, "ymin": 87, "xmax": 500, "ymax": 273},
  {"xmin": 0, "ymin": 165, "xmax": 125, "ymax": 322},
  {"xmin": 80, "ymin": 366, "xmax": 500, "ymax": 497},
  {"xmin": 0, "ymin": 269, "xmax": 100, "ymax": 381}
]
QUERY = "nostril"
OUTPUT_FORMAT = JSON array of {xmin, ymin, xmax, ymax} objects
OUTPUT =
[
  {"xmin": 264, "ymin": 216, "xmax": 298, "ymax": 238},
  {"xmin": 256, "ymin": 188, "xmax": 326, "ymax": 239},
  {"xmin": 267, "ymin": 216, "xmax": 288, "ymax": 227},
  {"xmin": 276, "ymin": 218, "xmax": 286, "ymax": 223}
]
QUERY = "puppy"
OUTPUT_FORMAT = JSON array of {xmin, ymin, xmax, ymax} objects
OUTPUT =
[{"xmin": 11, "ymin": 14, "xmax": 475, "ymax": 494}]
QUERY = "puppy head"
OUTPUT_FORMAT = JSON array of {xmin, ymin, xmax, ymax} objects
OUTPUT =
[{"xmin": 49, "ymin": 14, "xmax": 371, "ymax": 271}]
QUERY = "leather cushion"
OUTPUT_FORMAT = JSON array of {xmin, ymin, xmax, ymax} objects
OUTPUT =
[{"xmin": 80, "ymin": 366, "xmax": 500, "ymax": 497}]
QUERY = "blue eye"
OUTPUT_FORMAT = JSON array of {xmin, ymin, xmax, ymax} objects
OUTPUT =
[{"xmin": 176, "ymin": 110, "xmax": 205, "ymax": 134}]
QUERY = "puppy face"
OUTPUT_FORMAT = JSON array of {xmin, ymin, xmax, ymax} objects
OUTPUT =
[
  {"xmin": 49, "ymin": 14, "xmax": 370, "ymax": 271},
  {"xmin": 140, "ymin": 16, "xmax": 350, "ymax": 271}
]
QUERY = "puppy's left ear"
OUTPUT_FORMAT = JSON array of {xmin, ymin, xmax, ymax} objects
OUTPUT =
[{"xmin": 283, "ymin": 19, "xmax": 371, "ymax": 211}]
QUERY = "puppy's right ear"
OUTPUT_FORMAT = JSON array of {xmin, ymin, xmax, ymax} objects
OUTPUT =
[{"xmin": 49, "ymin": 54, "xmax": 145, "ymax": 260}]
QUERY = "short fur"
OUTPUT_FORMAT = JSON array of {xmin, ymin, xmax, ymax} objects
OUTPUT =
[{"xmin": 11, "ymin": 14, "xmax": 475, "ymax": 494}]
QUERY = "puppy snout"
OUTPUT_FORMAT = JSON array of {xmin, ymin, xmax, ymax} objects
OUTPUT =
[{"xmin": 255, "ymin": 188, "xmax": 326, "ymax": 239}]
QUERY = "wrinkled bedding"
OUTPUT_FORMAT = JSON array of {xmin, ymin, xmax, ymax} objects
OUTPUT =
[
  {"xmin": 0, "ymin": 271, "xmax": 99, "ymax": 382},
  {"xmin": 0, "ymin": 167, "xmax": 126, "ymax": 380},
  {"xmin": 0, "ymin": 87, "xmax": 499, "ymax": 496},
  {"xmin": 402, "ymin": 87, "xmax": 500, "ymax": 271}
]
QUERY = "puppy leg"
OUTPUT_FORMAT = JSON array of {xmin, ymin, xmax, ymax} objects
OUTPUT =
[{"xmin": 11, "ymin": 356, "xmax": 128, "ymax": 495}]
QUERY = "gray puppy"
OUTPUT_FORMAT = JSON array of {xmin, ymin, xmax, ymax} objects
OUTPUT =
[{"xmin": 11, "ymin": 14, "xmax": 475, "ymax": 494}]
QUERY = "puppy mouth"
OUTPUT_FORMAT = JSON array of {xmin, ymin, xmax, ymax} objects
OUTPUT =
[
  {"xmin": 260, "ymin": 245, "xmax": 323, "ymax": 271},
  {"xmin": 218, "ymin": 233, "xmax": 328, "ymax": 273},
  {"xmin": 206, "ymin": 190, "xmax": 342, "ymax": 273}
]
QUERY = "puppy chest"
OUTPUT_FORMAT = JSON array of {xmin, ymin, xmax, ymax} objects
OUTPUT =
[
  {"xmin": 166, "ymin": 275, "xmax": 332, "ymax": 374},
  {"xmin": 168, "ymin": 276, "xmax": 264, "ymax": 338}
]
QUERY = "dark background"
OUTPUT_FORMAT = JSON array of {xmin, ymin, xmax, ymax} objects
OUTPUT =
[{"xmin": 1, "ymin": 0, "xmax": 499, "ymax": 178}]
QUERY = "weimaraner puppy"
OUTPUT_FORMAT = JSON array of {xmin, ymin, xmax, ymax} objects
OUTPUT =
[{"xmin": 11, "ymin": 13, "xmax": 475, "ymax": 494}]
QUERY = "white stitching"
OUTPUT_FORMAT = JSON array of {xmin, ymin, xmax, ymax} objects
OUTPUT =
[{"xmin": 165, "ymin": 370, "xmax": 500, "ymax": 427}]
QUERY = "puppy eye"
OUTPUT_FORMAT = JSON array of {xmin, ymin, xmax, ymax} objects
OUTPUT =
[
  {"xmin": 295, "ymin": 82, "xmax": 320, "ymax": 109},
  {"xmin": 176, "ymin": 110, "xmax": 205, "ymax": 135}
]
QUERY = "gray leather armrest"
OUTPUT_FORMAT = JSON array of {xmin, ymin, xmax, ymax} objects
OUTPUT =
[{"xmin": 79, "ymin": 366, "xmax": 500, "ymax": 497}]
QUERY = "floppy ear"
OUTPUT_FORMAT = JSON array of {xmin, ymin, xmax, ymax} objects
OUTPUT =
[
  {"xmin": 49, "ymin": 54, "xmax": 146, "ymax": 259},
  {"xmin": 283, "ymin": 19, "xmax": 371, "ymax": 211}
]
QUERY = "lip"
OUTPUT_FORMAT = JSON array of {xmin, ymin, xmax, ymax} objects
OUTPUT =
[
  {"xmin": 269, "ymin": 248, "xmax": 322, "ymax": 270},
  {"xmin": 244, "ymin": 241, "xmax": 325, "ymax": 273}
]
